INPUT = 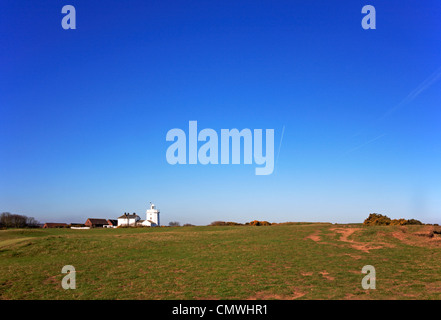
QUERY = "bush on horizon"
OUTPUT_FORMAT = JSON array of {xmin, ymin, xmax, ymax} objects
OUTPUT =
[
  {"xmin": 247, "ymin": 220, "xmax": 271, "ymax": 226},
  {"xmin": 363, "ymin": 213, "xmax": 423, "ymax": 226},
  {"xmin": 209, "ymin": 221, "xmax": 243, "ymax": 226}
]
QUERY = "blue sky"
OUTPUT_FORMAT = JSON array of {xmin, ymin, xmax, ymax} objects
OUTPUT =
[{"xmin": 1, "ymin": 0, "xmax": 440, "ymax": 225}]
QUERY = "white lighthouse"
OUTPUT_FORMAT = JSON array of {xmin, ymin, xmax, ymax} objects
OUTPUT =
[{"xmin": 142, "ymin": 202, "xmax": 160, "ymax": 227}]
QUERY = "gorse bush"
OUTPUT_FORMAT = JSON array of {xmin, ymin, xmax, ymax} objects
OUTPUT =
[
  {"xmin": 209, "ymin": 221, "xmax": 272, "ymax": 226},
  {"xmin": 406, "ymin": 219, "xmax": 423, "ymax": 225},
  {"xmin": 247, "ymin": 220, "xmax": 271, "ymax": 226},
  {"xmin": 390, "ymin": 218, "xmax": 408, "ymax": 226},
  {"xmin": 209, "ymin": 221, "xmax": 243, "ymax": 226},
  {"xmin": 363, "ymin": 213, "xmax": 423, "ymax": 226},
  {"xmin": 363, "ymin": 213, "xmax": 392, "ymax": 225}
]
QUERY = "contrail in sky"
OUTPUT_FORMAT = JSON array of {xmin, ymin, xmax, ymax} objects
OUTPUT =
[
  {"xmin": 378, "ymin": 66, "xmax": 441, "ymax": 121},
  {"xmin": 345, "ymin": 133, "xmax": 386, "ymax": 155},
  {"xmin": 347, "ymin": 66, "xmax": 441, "ymax": 154}
]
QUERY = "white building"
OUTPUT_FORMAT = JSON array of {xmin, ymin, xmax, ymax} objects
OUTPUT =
[
  {"xmin": 142, "ymin": 203, "xmax": 160, "ymax": 227},
  {"xmin": 117, "ymin": 213, "xmax": 141, "ymax": 227}
]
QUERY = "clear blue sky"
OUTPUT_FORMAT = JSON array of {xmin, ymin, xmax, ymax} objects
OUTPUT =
[{"xmin": 1, "ymin": 0, "xmax": 440, "ymax": 225}]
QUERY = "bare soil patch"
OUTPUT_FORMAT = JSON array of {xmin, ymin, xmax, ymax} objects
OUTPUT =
[
  {"xmin": 391, "ymin": 226, "xmax": 441, "ymax": 248},
  {"xmin": 330, "ymin": 227, "xmax": 390, "ymax": 253},
  {"xmin": 319, "ymin": 271, "xmax": 334, "ymax": 281},
  {"xmin": 247, "ymin": 289, "xmax": 305, "ymax": 300},
  {"xmin": 305, "ymin": 230, "xmax": 321, "ymax": 242}
]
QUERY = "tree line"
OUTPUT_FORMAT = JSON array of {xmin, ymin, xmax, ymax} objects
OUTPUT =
[{"xmin": 0, "ymin": 212, "xmax": 40, "ymax": 228}]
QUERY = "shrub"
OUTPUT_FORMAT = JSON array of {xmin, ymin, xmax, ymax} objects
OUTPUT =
[
  {"xmin": 226, "ymin": 221, "xmax": 242, "ymax": 226},
  {"xmin": 363, "ymin": 213, "xmax": 392, "ymax": 226},
  {"xmin": 248, "ymin": 220, "xmax": 271, "ymax": 226},
  {"xmin": 390, "ymin": 218, "xmax": 408, "ymax": 226},
  {"xmin": 209, "ymin": 221, "xmax": 242, "ymax": 226},
  {"xmin": 364, "ymin": 213, "xmax": 423, "ymax": 226},
  {"xmin": 210, "ymin": 221, "xmax": 227, "ymax": 226},
  {"xmin": 406, "ymin": 219, "xmax": 423, "ymax": 225}
]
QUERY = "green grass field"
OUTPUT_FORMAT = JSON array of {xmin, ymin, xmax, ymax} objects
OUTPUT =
[{"xmin": 1, "ymin": 223, "xmax": 440, "ymax": 300}]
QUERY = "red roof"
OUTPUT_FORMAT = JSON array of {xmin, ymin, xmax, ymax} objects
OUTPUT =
[{"xmin": 85, "ymin": 218, "xmax": 108, "ymax": 225}]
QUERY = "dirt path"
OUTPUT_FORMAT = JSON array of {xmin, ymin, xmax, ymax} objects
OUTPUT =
[
  {"xmin": 330, "ymin": 227, "xmax": 385, "ymax": 253},
  {"xmin": 332, "ymin": 228, "xmax": 357, "ymax": 242},
  {"xmin": 304, "ymin": 226, "xmax": 393, "ymax": 254},
  {"xmin": 391, "ymin": 226, "xmax": 441, "ymax": 247},
  {"xmin": 305, "ymin": 229, "xmax": 321, "ymax": 242}
]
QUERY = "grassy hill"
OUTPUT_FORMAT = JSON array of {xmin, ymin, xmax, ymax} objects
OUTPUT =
[{"xmin": 1, "ymin": 223, "xmax": 440, "ymax": 299}]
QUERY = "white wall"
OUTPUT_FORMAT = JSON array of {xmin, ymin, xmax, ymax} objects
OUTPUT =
[{"xmin": 117, "ymin": 217, "xmax": 139, "ymax": 226}]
